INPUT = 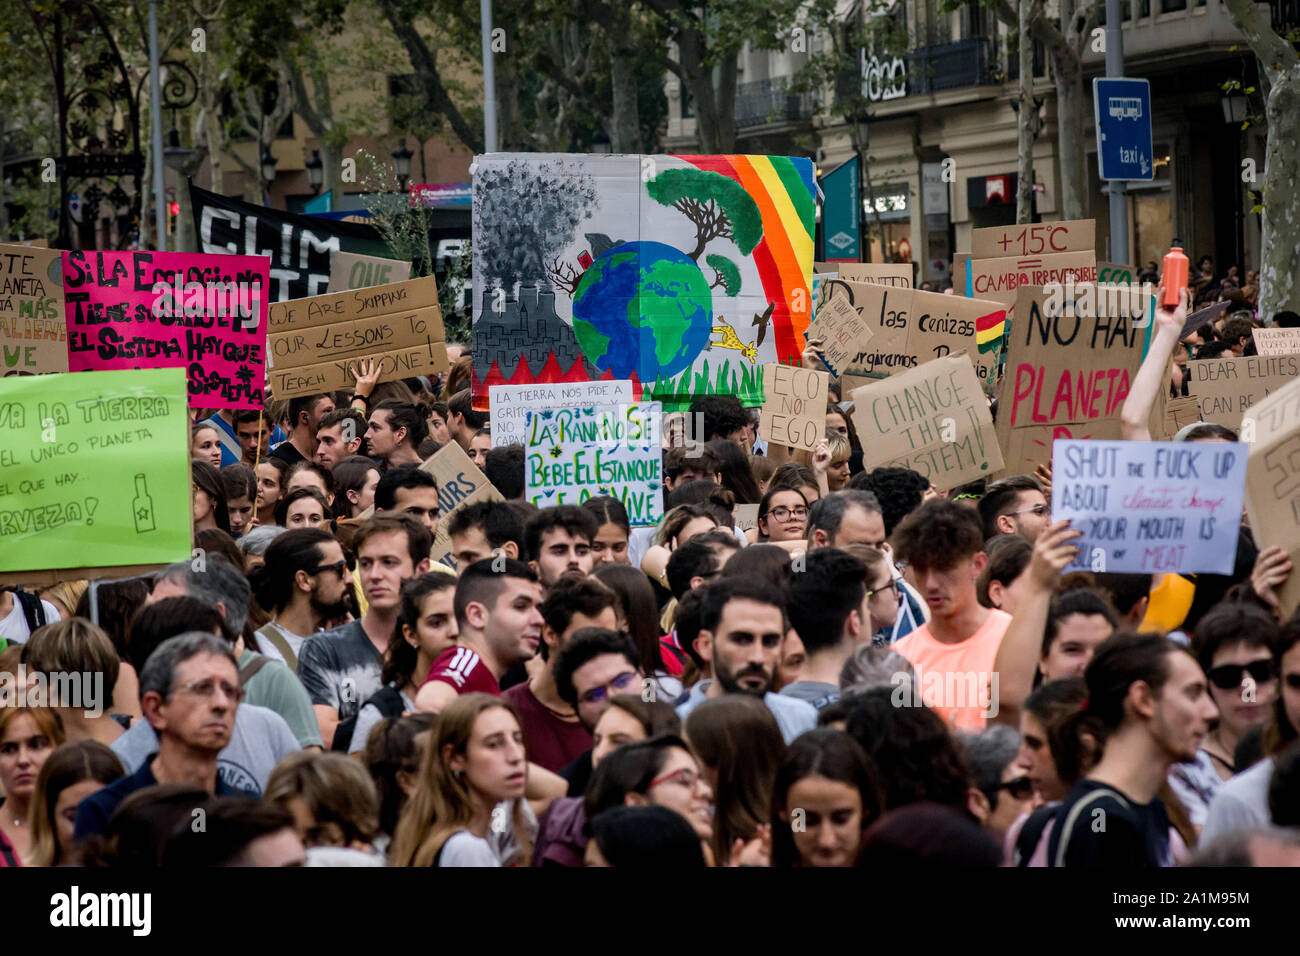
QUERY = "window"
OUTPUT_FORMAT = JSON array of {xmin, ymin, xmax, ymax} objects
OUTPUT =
[{"xmin": 1160, "ymin": 0, "xmax": 1187, "ymax": 11}]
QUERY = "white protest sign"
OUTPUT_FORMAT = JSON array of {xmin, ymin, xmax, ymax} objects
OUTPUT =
[
  {"xmin": 1051, "ymin": 439, "xmax": 1246, "ymax": 574},
  {"xmin": 490, "ymin": 380, "xmax": 634, "ymax": 448},
  {"xmin": 525, "ymin": 402, "xmax": 663, "ymax": 526}
]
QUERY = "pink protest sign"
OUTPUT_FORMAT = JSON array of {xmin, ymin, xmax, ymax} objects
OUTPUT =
[{"xmin": 62, "ymin": 250, "xmax": 269, "ymax": 409}]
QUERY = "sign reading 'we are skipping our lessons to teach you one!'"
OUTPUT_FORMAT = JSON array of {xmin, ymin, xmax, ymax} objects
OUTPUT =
[
  {"xmin": 525, "ymin": 403, "xmax": 663, "ymax": 526},
  {"xmin": 1051, "ymin": 439, "xmax": 1246, "ymax": 575},
  {"xmin": 0, "ymin": 367, "xmax": 192, "ymax": 586},
  {"xmin": 61, "ymin": 250, "xmax": 269, "ymax": 409}
]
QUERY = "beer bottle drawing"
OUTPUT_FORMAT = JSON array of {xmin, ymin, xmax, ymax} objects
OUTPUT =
[{"xmin": 132, "ymin": 474, "xmax": 156, "ymax": 533}]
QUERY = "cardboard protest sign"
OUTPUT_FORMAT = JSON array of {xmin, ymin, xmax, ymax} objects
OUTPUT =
[
  {"xmin": 832, "ymin": 263, "xmax": 912, "ymax": 287},
  {"xmin": 1098, "ymin": 262, "xmax": 1138, "ymax": 285},
  {"xmin": 420, "ymin": 439, "xmax": 505, "ymax": 569},
  {"xmin": 267, "ymin": 275, "xmax": 447, "ymax": 398},
  {"xmin": 965, "ymin": 251, "xmax": 1097, "ymax": 307},
  {"xmin": 1186, "ymin": 354, "xmax": 1299, "ymax": 429},
  {"xmin": 62, "ymin": 250, "xmax": 269, "ymax": 409},
  {"xmin": 471, "ymin": 154, "xmax": 816, "ymax": 411},
  {"xmin": 848, "ymin": 354, "xmax": 1002, "ymax": 490},
  {"xmin": 997, "ymin": 283, "xmax": 1154, "ymax": 474},
  {"xmin": 0, "ymin": 244, "xmax": 66, "ymax": 375},
  {"xmin": 1163, "ymin": 395, "xmax": 1203, "ymax": 440},
  {"xmin": 327, "ymin": 251, "xmax": 412, "ymax": 293},
  {"xmin": 525, "ymin": 402, "xmax": 663, "ymax": 525},
  {"xmin": 1252, "ymin": 327, "xmax": 1300, "ymax": 357},
  {"xmin": 758, "ymin": 363, "xmax": 830, "ymax": 450},
  {"xmin": 805, "ymin": 290, "xmax": 873, "ymax": 378},
  {"xmin": 970, "ymin": 220, "xmax": 1096, "ymax": 259},
  {"xmin": 733, "ymin": 503, "xmax": 759, "ymax": 533},
  {"xmin": 490, "ymin": 380, "xmax": 634, "ymax": 448},
  {"xmin": 1243, "ymin": 377, "xmax": 1300, "ymax": 616},
  {"xmin": 0, "ymin": 367, "xmax": 192, "ymax": 586},
  {"xmin": 1053, "ymin": 439, "xmax": 1246, "ymax": 575}
]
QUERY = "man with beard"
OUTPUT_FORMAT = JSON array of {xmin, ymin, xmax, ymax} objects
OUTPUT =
[
  {"xmin": 675, "ymin": 578, "xmax": 816, "ymax": 743},
  {"xmin": 298, "ymin": 517, "xmax": 432, "ymax": 749},
  {"xmin": 525, "ymin": 506, "xmax": 598, "ymax": 593},
  {"xmin": 1047, "ymin": 632, "xmax": 1219, "ymax": 867},
  {"xmin": 251, "ymin": 529, "xmax": 356, "ymax": 674}
]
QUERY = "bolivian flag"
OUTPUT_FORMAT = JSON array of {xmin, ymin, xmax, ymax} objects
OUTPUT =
[{"xmin": 976, "ymin": 309, "xmax": 1007, "ymax": 354}]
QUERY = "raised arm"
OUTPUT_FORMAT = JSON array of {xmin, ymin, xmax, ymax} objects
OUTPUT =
[{"xmin": 1120, "ymin": 290, "xmax": 1189, "ymax": 441}]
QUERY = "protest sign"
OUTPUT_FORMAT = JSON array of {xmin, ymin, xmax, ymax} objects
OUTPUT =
[
  {"xmin": 1163, "ymin": 395, "xmax": 1203, "ymax": 439},
  {"xmin": 1252, "ymin": 327, "xmax": 1300, "ymax": 357},
  {"xmin": 525, "ymin": 402, "xmax": 663, "ymax": 525},
  {"xmin": 421, "ymin": 439, "xmax": 505, "ymax": 569},
  {"xmin": 966, "ymin": 251, "xmax": 1097, "ymax": 308},
  {"xmin": 848, "ymin": 353, "xmax": 1002, "ymax": 490},
  {"xmin": 734, "ymin": 503, "xmax": 759, "ymax": 533},
  {"xmin": 970, "ymin": 219, "xmax": 1096, "ymax": 259},
  {"xmin": 759, "ymin": 363, "xmax": 830, "ymax": 450},
  {"xmin": 832, "ymin": 263, "xmax": 912, "ymax": 287},
  {"xmin": 1243, "ymin": 377, "xmax": 1300, "ymax": 616},
  {"xmin": 1186, "ymin": 354, "xmax": 1299, "ymax": 429},
  {"xmin": 806, "ymin": 289, "xmax": 873, "ymax": 378},
  {"xmin": 1098, "ymin": 261, "xmax": 1137, "ymax": 285},
  {"xmin": 0, "ymin": 244, "xmax": 66, "ymax": 376},
  {"xmin": 490, "ymin": 380, "xmax": 633, "ymax": 448},
  {"xmin": 0, "ymin": 367, "xmax": 192, "ymax": 586},
  {"xmin": 267, "ymin": 275, "xmax": 447, "ymax": 398},
  {"xmin": 62, "ymin": 250, "xmax": 269, "ymax": 410},
  {"xmin": 997, "ymin": 283, "xmax": 1153, "ymax": 474},
  {"xmin": 327, "ymin": 251, "xmax": 412, "ymax": 293},
  {"xmin": 1052, "ymin": 439, "xmax": 1246, "ymax": 575}
]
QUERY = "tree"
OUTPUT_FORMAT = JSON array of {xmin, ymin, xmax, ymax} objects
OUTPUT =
[
  {"xmin": 1221, "ymin": 0, "xmax": 1300, "ymax": 318},
  {"xmin": 645, "ymin": 167, "xmax": 762, "ymax": 260}
]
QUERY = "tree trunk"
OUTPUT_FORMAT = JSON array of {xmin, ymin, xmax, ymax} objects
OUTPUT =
[
  {"xmin": 608, "ymin": 47, "xmax": 640, "ymax": 152},
  {"xmin": 1016, "ymin": 1, "xmax": 1035, "ymax": 225},
  {"xmin": 1258, "ymin": 68, "xmax": 1300, "ymax": 318},
  {"xmin": 1053, "ymin": 54, "xmax": 1088, "ymax": 220}
]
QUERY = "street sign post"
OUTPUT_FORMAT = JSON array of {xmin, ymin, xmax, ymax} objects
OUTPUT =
[{"xmin": 1093, "ymin": 77, "xmax": 1154, "ymax": 182}]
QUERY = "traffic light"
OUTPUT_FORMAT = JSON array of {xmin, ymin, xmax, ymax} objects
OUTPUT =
[{"xmin": 167, "ymin": 200, "xmax": 179, "ymax": 236}]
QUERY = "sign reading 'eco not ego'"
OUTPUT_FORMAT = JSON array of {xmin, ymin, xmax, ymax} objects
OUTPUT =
[
  {"xmin": 758, "ymin": 363, "xmax": 829, "ymax": 450},
  {"xmin": 267, "ymin": 275, "xmax": 448, "ymax": 398},
  {"xmin": 62, "ymin": 250, "xmax": 269, "ymax": 409},
  {"xmin": 0, "ymin": 367, "xmax": 192, "ymax": 585},
  {"xmin": 1052, "ymin": 439, "xmax": 1246, "ymax": 575},
  {"xmin": 525, "ymin": 403, "xmax": 663, "ymax": 526}
]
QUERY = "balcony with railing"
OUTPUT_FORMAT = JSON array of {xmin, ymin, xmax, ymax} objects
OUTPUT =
[
  {"xmin": 906, "ymin": 37, "xmax": 996, "ymax": 94},
  {"xmin": 734, "ymin": 77, "xmax": 814, "ymax": 129}
]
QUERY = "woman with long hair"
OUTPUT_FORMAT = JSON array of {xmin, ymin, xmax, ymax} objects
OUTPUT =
[
  {"xmin": 191, "ymin": 459, "xmax": 230, "ymax": 534},
  {"xmin": 706, "ymin": 439, "xmax": 761, "ymax": 504},
  {"xmin": 685, "ymin": 695, "xmax": 786, "ymax": 865},
  {"xmin": 592, "ymin": 563, "xmax": 681, "ymax": 699},
  {"xmin": 389, "ymin": 694, "xmax": 533, "ymax": 867},
  {"xmin": 770, "ymin": 728, "xmax": 883, "ymax": 867},
  {"xmin": 0, "ymin": 707, "xmax": 65, "ymax": 865},
  {"xmin": 365, "ymin": 713, "xmax": 437, "ymax": 840},
  {"xmin": 331, "ymin": 456, "xmax": 381, "ymax": 520},
  {"xmin": 255, "ymin": 457, "xmax": 290, "ymax": 527},
  {"xmin": 191, "ymin": 423, "xmax": 223, "ymax": 469},
  {"xmin": 24, "ymin": 740, "xmax": 124, "ymax": 867},
  {"xmin": 274, "ymin": 487, "xmax": 331, "ymax": 529},
  {"xmin": 583, "ymin": 496, "xmax": 632, "ymax": 566},
  {"xmin": 756, "ymin": 485, "xmax": 808, "ymax": 545}
]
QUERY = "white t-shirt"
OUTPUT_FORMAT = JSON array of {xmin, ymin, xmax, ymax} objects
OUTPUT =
[
  {"xmin": 255, "ymin": 621, "xmax": 309, "ymax": 667},
  {"xmin": 0, "ymin": 598, "xmax": 61, "ymax": 645}
]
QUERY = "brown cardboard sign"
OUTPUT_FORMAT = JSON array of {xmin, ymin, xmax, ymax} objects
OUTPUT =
[
  {"xmin": 1098, "ymin": 261, "xmax": 1138, "ymax": 285},
  {"xmin": 1243, "ymin": 376, "xmax": 1300, "ymax": 617},
  {"xmin": 1163, "ymin": 395, "xmax": 1203, "ymax": 440},
  {"xmin": 1187, "ymin": 354, "xmax": 1299, "ymax": 429},
  {"xmin": 805, "ymin": 291, "xmax": 873, "ymax": 379},
  {"xmin": 758, "ymin": 363, "xmax": 830, "ymax": 450},
  {"xmin": 327, "ymin": 251, "xmax": 413, "ymax": 293},
  {"xmin": 966, "ymin": 251, "xmax": 1098, "ymax": 308},
  {"xmin": 1252, "ymin": 327, "xmax": 1300, "ymax": 357},
  {"xmin": 849, "ymin": 353, "xmax": 1002, "ymax": 491},
  {"xmin": 267, "ymin": 275, "xmax": 447, "ymax": 397},
  {"xmin": 996, "ymin": 282, "xmax": 1152, "ymax": 474},
  {"xmin": 831, "ymin": 262, "xmax": 912, "ymax": 287},
  {"xmin": 970, "ymin": 219, "xmax": 1096, "ymax": 259},
  {"xmin": 0, "ymin": 243, "xmax": 67, "ymax": 375},
  {"xmin": 733, "ymin": 503, "xmax": 760, "ymax": 533}
]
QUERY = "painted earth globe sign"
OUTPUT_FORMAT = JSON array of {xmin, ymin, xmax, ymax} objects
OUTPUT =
[{"xmin": 572, "ymin": 240, "xmax": 712, "ymax": 383}]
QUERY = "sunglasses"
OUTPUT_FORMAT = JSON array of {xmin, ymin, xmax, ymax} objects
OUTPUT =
[
  {"xmin": 1207, "ymin": 660, "xmax": 1276, "ymax": 691},
  {"xmin": 310, "ymin": 559, "xmax": 348, "ymax": 577},
  {"xmin": 995, "ymin": 776, "xmax": 1034, "ymax": 801}
]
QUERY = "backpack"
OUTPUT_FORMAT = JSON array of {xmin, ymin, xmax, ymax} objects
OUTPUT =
[
  {"xmin": 331, "ymin": 684, "xmax": 406, "ymax": 753},
  {"xmin": 1050, "ymin": 785, "xmax": 1132, "ymax": 868},
  {"xmin": 8, "ymin": 589, "xmax": 46, "ymax": 636}
]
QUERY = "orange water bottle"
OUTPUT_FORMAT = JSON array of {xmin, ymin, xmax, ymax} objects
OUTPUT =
[{"xmin": 1161, "ymin": 241, "xmax": 1189, "ymax": 308}]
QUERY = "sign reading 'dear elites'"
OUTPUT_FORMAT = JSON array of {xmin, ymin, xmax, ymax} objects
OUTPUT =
[
  {"xmin": 1186, "ymin": 354, "xmax": 1299, "ymax": 429},
  {"xmin": 471, "ymin": 154, "xmax": 816, "ymax": 411},
  {"xmin": 267, "ymin": 275, "xmax": 448, "ymax": 398},
  {"xmin": 1244, "ymin": 377, "xmax": 1300, "ymax": 617},
  {"xmin": 997, "ymin": 283, "xmax": 1153, "ymax": 473},
  {"xmin": 849, "ymin": 354, "xmax": 1002, "ymax": 490},
  {"xmin": 0, "ymin": 367, "xmax": 192, "ymax": 585},
  {"xmin": 970, "ymin": 220, "xmax": 1096, "ymax": 259},
  {"xmin": 327, "ymin": 251, "xmax": 412, "ymax": 293},
  {"xmin": 1053, "ymin": 439, "xmax": 1246, "ymax": 574},
  {"xmin": 0, "ymin": 244, "xmax": 66, "ymax": 375},
  {"xmin": 759, "ymin": 363, "xmax": 829, "ymax": 450},
  {"xmin": 490, "ymin": 380, "xmax": 634, "ymax": 448},
  {"xmin": 62, "ymin": 251, "xmax": 268, "ymax": 409},
  {"xmin": 525, "ymin": 403, "xmax": 663, "ymax": 525}
]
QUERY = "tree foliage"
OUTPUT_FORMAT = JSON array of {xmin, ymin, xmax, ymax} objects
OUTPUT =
[{"xmin": 646, "ymin": 168, "xmax": 762, "ymax": 260}]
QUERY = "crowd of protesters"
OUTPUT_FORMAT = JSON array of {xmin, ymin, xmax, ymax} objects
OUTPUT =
[{"xmin": 2, "ymin": 288, "xmax": 1300, "ymax": 870}]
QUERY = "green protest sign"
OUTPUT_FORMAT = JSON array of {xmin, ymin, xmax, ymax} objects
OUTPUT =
[{"xmin": 0, "ymin": 367, "xmax": 192, "ymax": 585}]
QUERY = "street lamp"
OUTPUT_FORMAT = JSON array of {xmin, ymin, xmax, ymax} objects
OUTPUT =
[
  {"xmin": 392, "ymin": 139, "xmax": 413, "ymax": 192},
  {"xmin": 163, "ymin": 127, "xmax": 193, "ymax": 171},
  {"xmin": 305, "ymin": 149, "xmax": 323, "ymax": 195},
  {"xmin": 260, "ymin": 148, "xmax": 278, "ymax": 203},
  {"xmin": 1221, "ymin": 94, "xmax": 1248, "ymax": 125}
]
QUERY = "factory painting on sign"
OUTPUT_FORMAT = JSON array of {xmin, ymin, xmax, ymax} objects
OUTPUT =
[{"xmin": 470, "ymin": 153, "xmax": 816, "ymax": 411}]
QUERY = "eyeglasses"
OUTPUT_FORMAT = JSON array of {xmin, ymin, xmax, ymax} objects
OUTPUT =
[
  {"xmin": 649, "ymin": 766, "xmax": 701, "ymax": 791},
  {"xmin": 1207, "ymin": 660, "xmax": 1276, "ymax": 690},
  {"xmin": 578, "ymin": 671, "xmax": 639, "ymax": 707},
  {"xmin": 310, "ymin": 559, "xmax": 348, "ymax": 577},
  {"xmin": 763, "ymin": 505, "xmax": 808, "ymax": 522},
  {"xmin": 865, "ymin": 578, "xmax": 899, "ymax": 599},
  {"xmin": 995, "ymin": 776, "xmax": 1034, "ymax": 801},
  {"xmin": 1005, "ymin": 504, "xmax": 1050, "ymax": 518},
  {"xmin": 175, "ymin": 679, "xmax": 244, "ymax": 703}
]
